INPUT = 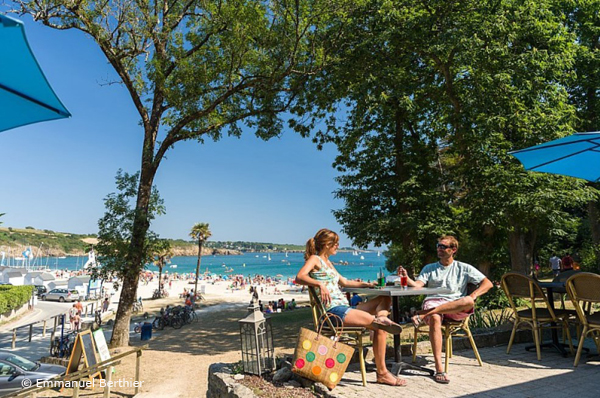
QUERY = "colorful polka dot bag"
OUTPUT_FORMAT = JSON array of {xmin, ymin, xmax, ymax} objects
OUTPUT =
[{"xmin": 291, "ymin": 314, "xmax": 355, "ymax": 389}]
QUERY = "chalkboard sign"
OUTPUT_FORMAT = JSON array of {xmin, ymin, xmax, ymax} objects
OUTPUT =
[{"xmin": 65, "ymin": 330, "xmax": 101, "ymax": 382}]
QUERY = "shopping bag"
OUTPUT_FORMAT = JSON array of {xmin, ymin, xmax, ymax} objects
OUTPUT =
[{"xmin": 291, "ymin": 313, "xmax": 355, "ymax": 389}]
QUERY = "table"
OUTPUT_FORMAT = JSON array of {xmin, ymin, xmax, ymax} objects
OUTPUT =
[{"xmin": 343, "ymin": 286, "xmax": 452, "ymax": 364}]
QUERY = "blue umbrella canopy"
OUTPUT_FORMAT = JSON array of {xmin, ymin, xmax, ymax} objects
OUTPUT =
[
  {"xmin": 510, "ymin": 132, "xmax": 600, "ymax": 182},
  {"xmin": 0, "ymin": 14, "xmax": 71, "ymax": 132}
]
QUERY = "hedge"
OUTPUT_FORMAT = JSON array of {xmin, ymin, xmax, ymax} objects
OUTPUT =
[{"xmin": 0, "ymin": 285, "xmax": 34, "ymax": 314}]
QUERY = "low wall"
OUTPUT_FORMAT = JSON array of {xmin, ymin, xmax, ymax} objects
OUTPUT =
[
  {"xmin": 207, "ymin": 363, "xmax": 258, "ymax": 398},
  {"xmin": 0, "ymin": 301, "xmax": 30, "ymax": 323}
]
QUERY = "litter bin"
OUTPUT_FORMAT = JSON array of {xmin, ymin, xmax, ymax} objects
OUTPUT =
[{"xmin": 140, "ymin": 322, "xmax": 152, "ymax": 341}]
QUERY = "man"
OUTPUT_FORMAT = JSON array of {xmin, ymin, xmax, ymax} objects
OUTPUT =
[
  {"xmin": 561, "ymin": 253, "xmax": 573, "ymax": 272},
  {"xmin": 549, "ymin": 254, "xmax": 561, "ymax": 277},
  {"xmin": 74, "ymin": 300, "xmax": 83, "ymax": 316},
  {"xmin": 397, "ymin": 235, "xmax": 492, "ymax": 384}
]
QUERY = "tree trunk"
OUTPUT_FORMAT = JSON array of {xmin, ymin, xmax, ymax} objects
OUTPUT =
[
  {"xmin": 508, "ymin": 223, "xmax": 536, "ymax": 275},
  {"xmin": 110, "ymin": 143, "xmax": 156, "ymax": 347},
  {"xmin": 194, "ymin": 241, "xmax": 203, "ymax": 298},
  {"xmin": 158, "ymin": 266, "xmax": 163, "ymax": 296}
]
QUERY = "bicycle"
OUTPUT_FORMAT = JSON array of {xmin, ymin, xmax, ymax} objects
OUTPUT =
[
  {"xmin": 94, "ymin": 309, "xmax": 102, "ymax": 328},
  {"xmin": 50, "ymin": 331, "xmax": 76, "ymax": 358}
]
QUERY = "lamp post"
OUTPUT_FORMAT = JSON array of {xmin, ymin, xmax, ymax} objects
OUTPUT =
[{"xmin": 239, "ymin": 298, "xmax": 274, "ymax": 375}]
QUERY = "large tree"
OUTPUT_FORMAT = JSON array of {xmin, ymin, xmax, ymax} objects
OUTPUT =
[
  {"xmin": 189, "ymin": 222, "xmax": 211, "ymax": 298},
  {"xmin": 14, "ymin": 0, "xmax": 343, "ymax": 346},
  {"xmin": 298, "ymin": 0, "xmax": 595, "ymax": 276}
]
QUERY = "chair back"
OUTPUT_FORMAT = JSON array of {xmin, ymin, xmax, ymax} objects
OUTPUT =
[
  {"xmin": 501, "ymin": 272, "xmax": 554, "ymax": 318},
  {"xmin": 308, "ymin": 286, "xmax": 338, "ymax": 332},
  {"xmin": 566, "ymin": 273, "xmax": 600, "ymax": 327}
]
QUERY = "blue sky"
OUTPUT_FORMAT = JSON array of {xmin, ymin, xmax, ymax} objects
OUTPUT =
[{"xmin": 0, "ymin": 14, "xmax": 358, "ymax": 247}]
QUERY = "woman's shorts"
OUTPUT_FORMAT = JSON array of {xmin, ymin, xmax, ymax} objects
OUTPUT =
[{"xmin": 326, "ymin": 305, "xmax": 353, "ymax": 322}]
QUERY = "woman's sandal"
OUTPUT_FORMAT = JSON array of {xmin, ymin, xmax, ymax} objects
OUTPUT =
[
  {"xmin": 434, "ymin": 372, "xmax": 450, "ymax": 384},
  {"xmin": 376, "ymin": 371, "xmax": 407, "ymax": 387},
  {"xmin": 371, "ymin": 316, "xmax": 403, "ymax": 335}
]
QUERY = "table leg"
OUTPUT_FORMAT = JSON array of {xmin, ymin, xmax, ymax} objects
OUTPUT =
[
  {"xmin": 392, "ymin": 297, "xmax": 400, "ymax": 363},
  {"xmin": 524, "ymin": 287, "xmax": 570, "ymax": 357}
]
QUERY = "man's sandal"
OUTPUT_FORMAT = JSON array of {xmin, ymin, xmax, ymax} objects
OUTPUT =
[
  {"xmin": 371, "ymin": 316, "xmax": 403, "ymax": 335},
  {"xmin": 376, "ymin": 371, "xmax": 407, "ymax": 387},
  {"xmin": 411, "ymin": 314, "xmax": 425, "ymax": 328},
  {"xmin": 434, "ymin": 372, "xmax": 450, "ymax": 384}
]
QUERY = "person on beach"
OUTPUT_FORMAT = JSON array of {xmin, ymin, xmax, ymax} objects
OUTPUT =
[
  {"xmin": 69, "ymin": 305, "xmax": 79, "ymax": 330},
  {"xmin": 397, "ymin": 235, "xmax": 492, "ymax": 384},
  {"xmin": 102, "ymin": 298, "xmax": 109, "ymax": 313},
  {"xmin": 295, "ymin": 228, "xmax": 406, "ymax": 387},
  {"xmin": 74, "ymin": 300, "xmax": 83, "ymax": 316}
]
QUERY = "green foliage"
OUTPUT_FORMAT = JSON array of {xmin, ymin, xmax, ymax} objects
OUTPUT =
[
  {"xmin": 95, "ymin": 170, "xmax": 165, "ymax": 280},
  {"xmin": 476, "ymin": 285, "xmax": 513, "ymax": 310},
  {"xmin": 0, "ymin": 227, "xmax": 93, "ymax": 254},
  {"xmin": 0, "ymin": 286, "xmax": 34, "ymax": 314},
  {"xmin": 470, "ymin": 307, "xmax": 513, "ymax": 330}
]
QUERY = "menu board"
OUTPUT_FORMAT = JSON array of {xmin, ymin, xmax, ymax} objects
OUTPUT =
[{"xmin": 92, "ymin": 328, "xmax": 111, "ymax": 362}]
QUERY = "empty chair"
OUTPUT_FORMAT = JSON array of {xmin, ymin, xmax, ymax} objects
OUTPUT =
[
  {"xmin": 501, "ymin": 272, "xmax": 573, "ymax": 360},
  {"xmin": 565, "ymin": 272, "xmax": 600, "ymax": 366}
]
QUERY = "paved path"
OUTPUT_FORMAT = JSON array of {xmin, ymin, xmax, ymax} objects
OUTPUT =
[{"xmin": 327, "ymin": 340, "xmax": 600, "ymax": 398}]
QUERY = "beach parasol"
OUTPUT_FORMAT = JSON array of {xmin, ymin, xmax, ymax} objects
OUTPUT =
[
  {"xmin": 510, "ymin": 132, "xmax": 600, "ymax": 182},
  {"xmin": 0, "ymin": 14, "xmax": 71, "ymax": 132}
]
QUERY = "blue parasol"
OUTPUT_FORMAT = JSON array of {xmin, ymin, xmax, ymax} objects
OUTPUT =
[
  {"xmin": 0, "ymin": 14, "xmax": 71, "ymax": 132},
  {"xmin": 510, "ymin": 132, "xmax": 600, "ymax": 182}
]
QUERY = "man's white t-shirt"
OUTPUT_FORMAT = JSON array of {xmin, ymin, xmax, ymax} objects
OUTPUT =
[
  {"xmin": 416, "ymin": 261, "xmax": 486, "ymax": 301},
  {"xmin": 549, "ymin": 256, "xmax": 561, "ymax": 270}
]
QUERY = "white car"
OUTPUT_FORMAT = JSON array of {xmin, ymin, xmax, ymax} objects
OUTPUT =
[{"xmin": 40, "ymin": 289, "xmax": 79, "ymax": 302}]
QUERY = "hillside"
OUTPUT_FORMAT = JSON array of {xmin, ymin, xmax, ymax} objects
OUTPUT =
[{"xmin": 0, "ymin": 226, "xmax": 312, "ymax": 257}]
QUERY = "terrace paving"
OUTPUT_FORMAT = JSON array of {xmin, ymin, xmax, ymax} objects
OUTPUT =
[{"xmin": 320, "ymin": 339, "xmax": 600, "ymax": 398}]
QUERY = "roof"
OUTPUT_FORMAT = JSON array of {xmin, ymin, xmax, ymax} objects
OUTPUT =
[
  {"xmin": 36, "ymin": 273, "xmax": 55, "ymax": 281},
  {"xmin": 6, "ymin": 271, "xmax": 23, "ymax": 278},
  {"xmin": 70, "ymin": 276, "xmax": 92, "ymax": 283}
]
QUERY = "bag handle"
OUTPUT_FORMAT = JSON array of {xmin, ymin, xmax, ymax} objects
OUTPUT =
[{"xmin": 316, "ymin": 313, "xmax": 344, "ymax": 346}]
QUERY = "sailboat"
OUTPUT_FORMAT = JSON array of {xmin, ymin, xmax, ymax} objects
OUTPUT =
[
  {"xmin": 377, "ymin": 251, "xmax": 381, "ymax": 257},
  {"xmin": 267, "ymin": 253, "xmax": 271, "ymax": 261},
  {"xmin": 285, "ymin": 250, "xmax": 288, "ymax": 258}
]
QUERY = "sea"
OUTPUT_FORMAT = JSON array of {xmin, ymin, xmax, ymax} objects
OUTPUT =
[{"xmin": 30, "ymin": 251, "xmax": 389, "ymax": 281}]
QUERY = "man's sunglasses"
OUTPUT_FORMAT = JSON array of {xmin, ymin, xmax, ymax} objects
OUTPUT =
[{"xmin": 436, "ymin": 243, "xmax": 454, "ymax": 250}]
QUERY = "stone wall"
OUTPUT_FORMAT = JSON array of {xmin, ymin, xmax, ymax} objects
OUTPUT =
[{"xmin": 207, "ymin": 363, "xmax": 257, "ymax": 398}]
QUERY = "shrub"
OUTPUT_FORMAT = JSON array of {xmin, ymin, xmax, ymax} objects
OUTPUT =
[{"xmin": 0, "ymin": 286, "xmax": 34, "ymax": 314}]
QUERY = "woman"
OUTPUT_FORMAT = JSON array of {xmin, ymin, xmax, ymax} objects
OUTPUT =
[{"xmin": 295, "ymin": 229, "xmax": 406, "ymax": 387}]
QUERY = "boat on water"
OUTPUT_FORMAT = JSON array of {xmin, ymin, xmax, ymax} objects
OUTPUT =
[
  {"xmin": 360, "ymin": 255, "xmax": 365, "ymax": 260},
  {"xmin": 268, "ymin": 253, "xmax": 271, "ymax": 261},
  {"xmin": 170, "ymin": 264, "xmax": 178, "ymax": 269}
]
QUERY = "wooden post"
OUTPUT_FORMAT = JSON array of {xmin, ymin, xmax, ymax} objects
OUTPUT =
[
  {"xmin": 28, "ymin": 324, "xmax": 33, "ymax": 342},
  {"xmin": 135, "ymin": 350, "xmax": 142, "ymax": 394},
  {"xmin": 72, "ymin": 380, "xmax": 80, "ymax": 398},
  {"xmin": 43, "ymin": 320, "xmax": 47, "ymax": 337},
  {"xmin": 103, "ymin": 366, "xmax": 114, "ymax": 398},
  {"xmin": 12, "ymin": 329, "xmax": 16, "ymax": 349}
]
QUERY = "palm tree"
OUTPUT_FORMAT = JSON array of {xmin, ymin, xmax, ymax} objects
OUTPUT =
[
  {"xmin": 189, "ymin": 223, "xmax": 212, "ymax": 299},
  {"xmin": 152, "ymin": 240, "xmax": 173, "ymax": 298}
]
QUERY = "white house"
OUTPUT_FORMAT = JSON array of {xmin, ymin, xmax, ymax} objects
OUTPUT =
[
  {"xmin": 47, "ymin": 280, "xmax": 68, "ymax": 291},
  {"xmin": 24, "ymin": 271, "xmax": 43, "ymax": 285},
  {"xmin": 3, "ymin": 271, "xmax": 25, "ymax": 285},
  {"xmin": 34, "ymin": 273, "xmax": 56, "ymax": 288}
]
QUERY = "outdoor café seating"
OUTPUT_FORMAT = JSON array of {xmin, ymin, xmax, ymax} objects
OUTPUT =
[
  {"xmin": 412, "ymin": 284, "xmax": 483, "ymax": 373},
  {"xmin": 501, "ymin": 272, "xmax": 573, "ymax": 360},
  {"xmin": 565, "ymin": 272, "xmax": 600, "ymax": 366},
  {"xmin": 307, "ymin": 286, "xmax": 368, "ymax": 386}
]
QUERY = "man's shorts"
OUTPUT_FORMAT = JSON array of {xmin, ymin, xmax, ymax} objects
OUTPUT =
[{"xmin": 422, "ymin": 297, "xmax": 474, "ymax": 322}]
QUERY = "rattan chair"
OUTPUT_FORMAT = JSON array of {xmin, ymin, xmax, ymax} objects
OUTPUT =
[
  {"xmin": 501, "ymin": 272, "xmax": 573, "ymax": 360},
  {"xmin": 565, "ymin": 272, "xmax": 600, "ymax": 366},
  {"xmin": 307, "ymin": 287, "xmax": 368, "ymax": 386},
  {"xmin": 411, "ymin": 285, "xmax": 483, "ymax": 373}
]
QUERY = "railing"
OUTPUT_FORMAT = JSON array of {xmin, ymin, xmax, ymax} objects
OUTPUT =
[
  {"xmin": 8, "ymin": 312, "xmax": 66, "ymax": 350},
  {"xmin": 3, "ymin": 345, "xmax": 147, "ymax": 398}
]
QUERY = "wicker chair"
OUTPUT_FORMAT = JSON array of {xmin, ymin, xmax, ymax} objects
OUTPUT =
[
  {"xmin": 565, "ymin": 272, "xmax": 600, "ymax": 366},
  {"xmin": 307, "ymin": 287, "xmax": 368, "ymax": 386},
  {"xmin": 411, "ymin": 284, "xmax": 483, "ymax": 373},
  {"xmin": 501, "ymin": 272, "xmax": 573, "ymax": 360}
]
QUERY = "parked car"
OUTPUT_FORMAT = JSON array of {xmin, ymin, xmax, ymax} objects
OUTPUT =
[
  {"xmin": 0, "ymin": 351, "xmax": 65, "ymax": 396},
  {"xmin": 40, "ymin": 289, "xmax": 79, "ymax": 302},
  {"xmin": 34, "ymin": 285, "xmax": 47, "ymax": 297}
]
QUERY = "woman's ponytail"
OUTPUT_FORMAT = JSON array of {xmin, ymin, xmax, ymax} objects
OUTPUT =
[{"xmin": 304, "ymin": 238, "xmax": 316, "ymax": 260}]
